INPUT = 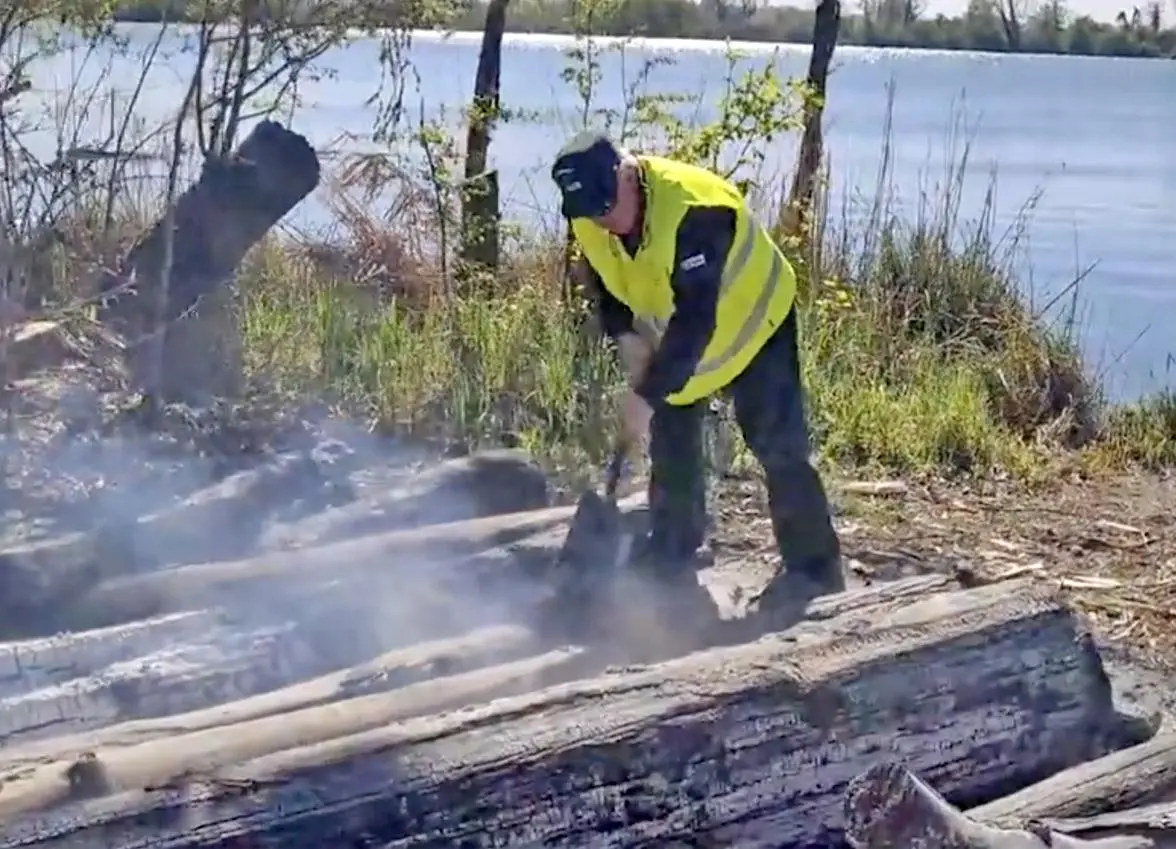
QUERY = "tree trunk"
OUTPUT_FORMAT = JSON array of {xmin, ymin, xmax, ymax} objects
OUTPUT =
[
  {"xmin": 781, "ymin": 0, "xmax": 841, "ymax": 241},
  {"xmin": 2, "ymin": 578, "xmax": 1128, "ymax": 848},
  {"xmin": 460, "ymin": 0, "xmax": 509, "ymax": 274},
  {"xmin": 98, "ymin": 120, "xmax": 320, "ymax": 405}
]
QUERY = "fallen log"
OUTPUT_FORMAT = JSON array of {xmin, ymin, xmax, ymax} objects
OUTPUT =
[
  {"xmin": 0, "ymin": 645, "xmax": 596, "ymax": 824},
  {"xmin": 127, "ymin": 450, "xmax": 346, "ymax": 565},
  {"xmin": 258, "ymin": 448, "xmax": 551, "ymax": 550},
  {"xmin": 970, "ymin": 733, "xmax": 1176, "ymax": 827},
  {"xmin": 0, "ymin": 451, "xmax": 344, "ymax": 637},
  {"xmin": 62, "ymin": 497, "xmax": 643, "ymax": 629},
  {"xmin": 843, "ymin": 762, "xmax": 1155, "ymax": 849},
  {"xmin": 0, "ymin": 624, "xmax": 540, "ymax": 770},
  {"xmin": 0, "ymin": 528, "xmax": 137, "ymax": 639},
  {"xmin": 0, "ymin": 621, "xmax": 327, "ymax": 746},
  {"xmin": 3, "ymin": 578, "xmax": 1126, "ymax": 847}
]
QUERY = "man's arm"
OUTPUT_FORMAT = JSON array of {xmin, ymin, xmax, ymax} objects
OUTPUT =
[
  {"xmin": 575, "ymin": 257, "xmax": 655, "ymax": 381},
  {"xmin": 633, "ymin": 206, "xmax": 736, "ymax": 405},
  {"xmin": 576, "ymin": 258, "xmax": 635, "ymax": 340}
]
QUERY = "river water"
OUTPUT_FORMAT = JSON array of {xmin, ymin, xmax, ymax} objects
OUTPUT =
[{"xmin": 22, "ymin": 26, "xmax": 1176, "ymax": 400}]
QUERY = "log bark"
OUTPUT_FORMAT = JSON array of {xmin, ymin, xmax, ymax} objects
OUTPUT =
[
  {"xmin": 257, "ymin": 449, "xmax": 550, "ymax": 551},
  {"xmin": 843, "ymin": 762, "xmax": 1155, "ymax": 849},
  {"xmin": 2, "ymin": 578, "xmax": 1126, "ymax": 848},
  {"xmin": 781, "ymin": 0, "xmax": 840, "ymax": 240},
  {"xmin": 970, "ymin": 733, "xmax": 1176, "ymax": 827},
  {"xmin": 0, "ymin": 624, "xmax": 539, "ymax": 770},
  {"xmin": 99, "ymin": 120, "xmax": 320, "ymax": 404}
]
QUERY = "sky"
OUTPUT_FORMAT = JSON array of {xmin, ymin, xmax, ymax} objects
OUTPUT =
[{"xmin": 768, "ymin": 0, "xmax": 1169, "ymax": 24}]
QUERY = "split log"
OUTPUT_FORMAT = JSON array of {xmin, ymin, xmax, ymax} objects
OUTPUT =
[
  {"xmin": 0, "ymin": 624, "xmax": 539, "ymax": 769},
  {"xmin": 258, "ymin": 448, "xmax": 550, "ymax": 551},
  {"xmin": 0, "ymin": 646, "xmax": 595, "ymax": 825},
  {"xmin": 0, "ymin": 621, "xmax": 326, "ymax": 746},
  {"xmin": 971, "ymin": 733, "xmax": 1176, "ymax": 827},
  {"xmin": 99, "ymin": 120, "xmax": 320, "ymax": 404},
  {"xmin": 61, "ymin": 497, "xmax": 643, "ymax": 629},
  {"xmin": 0, "ymin": 611, "xmax": 218, "ymax": 699},
  {"xmin": 2, "ymin": 578, "xmax": 1128, "ymax": 847},
  {"xmin": 843, "ymin": 762, "xmax": 1154, "ymax": 849}
]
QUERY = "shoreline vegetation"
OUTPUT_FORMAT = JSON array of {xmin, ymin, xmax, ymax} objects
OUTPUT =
[
  {"xmin": 108, "ymin": 0, "xmax": 1176, "ymax": 59},
  {"xmin": 3, "ymin": 0, "xmax": 1175, "ymax": 496}
]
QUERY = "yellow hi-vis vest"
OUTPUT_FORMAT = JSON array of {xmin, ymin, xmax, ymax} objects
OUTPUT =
[{"xmin": 571, "ymin": 155, "xmax": 797, "ymax": 406}]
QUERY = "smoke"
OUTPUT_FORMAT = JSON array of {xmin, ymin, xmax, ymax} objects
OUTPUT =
[{"xmin": 0, "ymin": 369, "xmax": 562, "ymax": 746}]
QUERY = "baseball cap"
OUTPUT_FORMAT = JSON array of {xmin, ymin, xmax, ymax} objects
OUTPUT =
[{"xmin": 550, "ymin": 130, "xmax": 621, "ymax": 220}]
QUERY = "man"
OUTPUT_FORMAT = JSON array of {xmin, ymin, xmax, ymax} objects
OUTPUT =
[{"xmin": 551, "ymin": 130, "xmax": 845, "ymax": 613}]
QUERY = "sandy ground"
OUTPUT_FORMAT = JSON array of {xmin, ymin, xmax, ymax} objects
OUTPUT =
[{"xmin": 703, "ymin": 468, "xmax": 1176, "ymax": 724}]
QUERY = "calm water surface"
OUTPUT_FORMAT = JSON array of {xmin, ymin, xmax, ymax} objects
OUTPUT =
[{"xmin": 25, "ymin": 28, "xmax": 1176, "ymax": 400}]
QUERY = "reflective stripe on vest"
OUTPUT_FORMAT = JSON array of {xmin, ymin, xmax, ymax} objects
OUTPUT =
[{"xmin": 633, "ymin": 214, "xmax": 782, "ymax": 382}]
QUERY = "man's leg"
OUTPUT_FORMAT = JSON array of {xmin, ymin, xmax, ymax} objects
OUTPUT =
[
  {"xmin": 727, "ymin": 310, "xmax": 844, "ymax": 603},
  {"xmin": 644, "ymin": 399, "xmax": 708, "ymax": 574}
]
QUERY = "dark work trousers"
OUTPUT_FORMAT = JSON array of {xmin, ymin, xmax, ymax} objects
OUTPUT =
[{"xmin": 646, "ymin": 309, "xmax": 841, "ymax": 581}]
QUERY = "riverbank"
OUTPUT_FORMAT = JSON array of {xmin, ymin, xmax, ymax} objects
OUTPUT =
[
  {"xmin": 216, "ymin": 153, "xmax": 1175, "ymax": 485},
  {"xmin": 109, "ymin": 0, "xmax": 1176, "ymax": 59}
]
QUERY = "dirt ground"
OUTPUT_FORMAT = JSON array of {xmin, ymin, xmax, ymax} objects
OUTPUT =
[{"xmin": 706, "ymin": 468, "xmax": 1176, "ymax": 673}]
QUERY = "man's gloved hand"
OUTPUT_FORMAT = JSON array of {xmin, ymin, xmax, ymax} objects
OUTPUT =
[
  {"xmin": 615, "ymin": 332, "xmax": 655, "ymax": 453},
  {"xmin": 616, "ymin": 332, "xmax": 653, "ymax": 384},
  {"xmin": 620, "ymin": 387, "xmax": 654, "ymax": 452}
]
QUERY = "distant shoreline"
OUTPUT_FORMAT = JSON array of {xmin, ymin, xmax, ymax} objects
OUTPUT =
[{"xmin": 108, "ymin": 3, "xmax": 1176, "ymax": 61}]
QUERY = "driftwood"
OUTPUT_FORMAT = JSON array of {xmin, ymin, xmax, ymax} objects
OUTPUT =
[
  {"xmin": 257, "ymin": 448, "xmax": 550, "ymax": 551},
  {"xmin": 971, "ymin": 733, "xmax": 1176, "ymax": 827},
  {"xmin": 2, "ymin": 578, "xmax": 1128, "ymax": 847},
  {"xmin": 99, "ymin": 120, "xmax": 320, "ymax": 403},
  {"xmin": 844, "ymin": 762, "xmax": 1155, "ymax": 849},
  {"xmin": 0, "ymin": 624, "xmax": 540, "ymax": 770}
]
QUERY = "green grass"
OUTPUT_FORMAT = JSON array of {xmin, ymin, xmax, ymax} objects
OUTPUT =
[{"xmin": 226, "ymin": 163, "xmax": 1176, "ymax": 485}]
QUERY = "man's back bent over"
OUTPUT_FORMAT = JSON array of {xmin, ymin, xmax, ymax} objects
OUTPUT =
[{"xmin": 551, "ymin": 130, "xmax": 845, "ymax": 618}]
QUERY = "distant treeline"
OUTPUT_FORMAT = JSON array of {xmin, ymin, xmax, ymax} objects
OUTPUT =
[{"xmin": 112, "ymin": 0, "xmax": 1176, "ymax": 59}]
